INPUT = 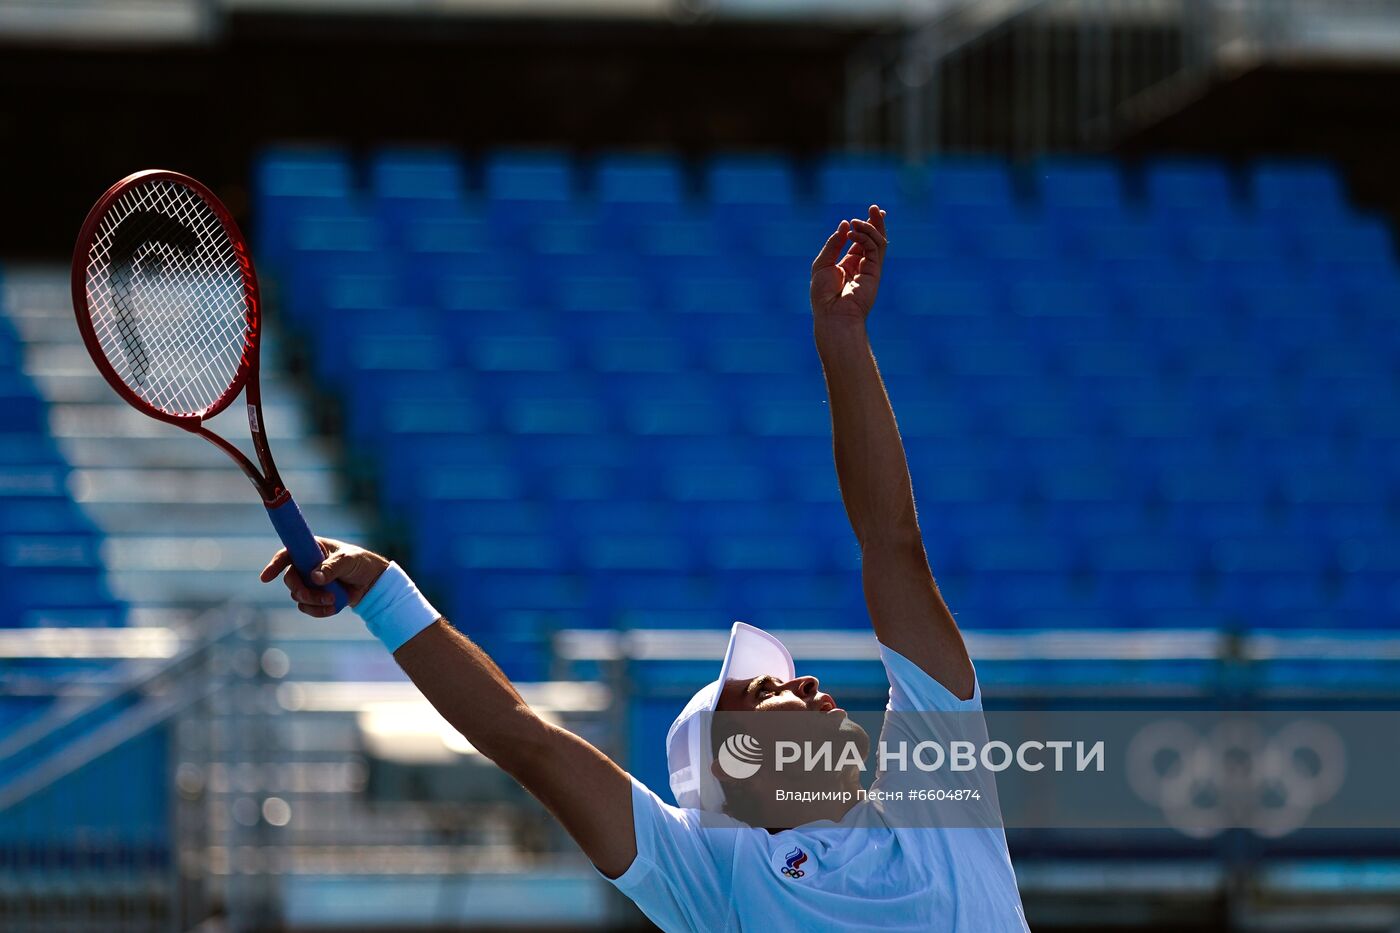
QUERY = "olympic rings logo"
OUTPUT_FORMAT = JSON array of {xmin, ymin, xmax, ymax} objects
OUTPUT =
[{"xmin": 1126, "ymin": 718, "xmax": 1346, "ymax": 838}]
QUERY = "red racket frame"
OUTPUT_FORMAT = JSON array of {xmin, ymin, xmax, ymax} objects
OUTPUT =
[{"xmin": 71, "ymin": 169, "xmax": 290, "ymax": 507}]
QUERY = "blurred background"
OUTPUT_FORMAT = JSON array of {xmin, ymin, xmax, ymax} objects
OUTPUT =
[{"xmin": 3, "ymin": 0, "xmax": 1400, "ymax": 930}]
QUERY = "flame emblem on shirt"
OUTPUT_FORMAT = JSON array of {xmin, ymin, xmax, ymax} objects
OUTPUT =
[{"xmin": 781, "ymin": 847, "xmax": 808, "ymax": 879}]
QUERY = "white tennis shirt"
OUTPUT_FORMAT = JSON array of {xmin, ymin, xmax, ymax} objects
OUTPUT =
[{"xmin": 603, "ymin": 643, "xmax": 1030, "ymax": 932}]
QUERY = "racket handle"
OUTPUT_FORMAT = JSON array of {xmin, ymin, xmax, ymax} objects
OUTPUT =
[{"xmin": 265, "ymin": 494, "xmax": 350, "ymax": 613}]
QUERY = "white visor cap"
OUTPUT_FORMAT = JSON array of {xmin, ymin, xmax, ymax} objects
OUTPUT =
[{"xmin": 665, "ymin": 621, "xmax": 796, "ymax": 811}]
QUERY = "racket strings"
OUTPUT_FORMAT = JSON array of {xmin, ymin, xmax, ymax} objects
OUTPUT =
[
  {"xmin": 83, "ymin": 179, "xmax": 252, "ymax": 417},
  {"xmin": 96, "ymin": 186, "xmax": 247, "ymax": 410},
  {"xmin": 90, "ymin": 190, "xmax": 245, "ymax": 411}
]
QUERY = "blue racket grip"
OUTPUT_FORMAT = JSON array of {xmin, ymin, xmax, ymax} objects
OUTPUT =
[{"xmin": 265, "ymin": 494, "xmax": 349, "ymax": 612}]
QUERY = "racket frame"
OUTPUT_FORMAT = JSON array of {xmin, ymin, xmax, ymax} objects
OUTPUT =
[{"xmin": 71, "ymin": 169, "xmax": 289, "ymax": 506}]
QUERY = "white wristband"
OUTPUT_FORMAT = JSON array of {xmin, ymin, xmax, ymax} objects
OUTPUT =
[{"xmin": 354, "ymin": 561, "xmax": 441, "ymax": 652}]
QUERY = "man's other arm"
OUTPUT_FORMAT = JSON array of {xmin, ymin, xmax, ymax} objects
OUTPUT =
[{"xmin": 809, "ymin": 207, "xmax": 975, "ymax": 700}]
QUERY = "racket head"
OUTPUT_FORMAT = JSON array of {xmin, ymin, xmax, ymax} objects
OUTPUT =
[{"xmin": 72, "ymin": 169, "xmax": 261, "ymax": 428}]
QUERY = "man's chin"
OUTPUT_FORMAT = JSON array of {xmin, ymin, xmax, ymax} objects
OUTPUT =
[{"xmin": 836, "ymin": 716, "xmax": 871, "ymax": 757}]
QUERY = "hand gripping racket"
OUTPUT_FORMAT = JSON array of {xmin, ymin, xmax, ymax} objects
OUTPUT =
[{"xmin": 71, "ymin": 169, "xmax": 348, "ymax": 611}]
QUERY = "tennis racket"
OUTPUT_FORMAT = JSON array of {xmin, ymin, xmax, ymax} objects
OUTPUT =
[{"xmin": 71, "ymin": 169, "xmax": 348, "ymax": 611}]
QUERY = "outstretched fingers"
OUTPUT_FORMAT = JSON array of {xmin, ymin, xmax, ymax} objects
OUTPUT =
[
  {"xmin": 848, "ymin": 218, "xmax": 886, "ymax": 255},
  {"xmin": 812, "ymin": 219, "xmax": 851, "ymax": 271},
  {"xmin": 869, "ymin": 204, "xmax": 887, "ymax": 238}
]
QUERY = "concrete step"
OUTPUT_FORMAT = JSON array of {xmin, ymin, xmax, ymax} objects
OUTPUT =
[
  {"xmin": 102, "ymin": 536, "xmax": 370, "ymax": 606},
  {"xmin": 49, "ymin": 401, "xmax": 317, "ymax": 442},
  {"xmin": 108, "ymin": 569, "xmax": 329, "ymax": 607},
  {"xmin": 81, "ymin": 501, "xmax": 365, "ymax": 537},
  {"xmin": 59, "ymin": 435, "xmax": 343, "ymax": 470},
  {"xmin": 70, "ymin": 467, "xmax": 345, "ymax": 505},
  {"xmin": 24, "ymin": 343, "xmax": 308, "ymax": 398},
  {"xmin": 104, "ymin": 535, "xmax": 334, "ymax": 572}
]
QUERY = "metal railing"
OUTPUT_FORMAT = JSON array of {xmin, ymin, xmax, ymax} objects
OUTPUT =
[
  {"xmin": 846, "ymin": 0, "xmax": 1400, "ymax": 158},
  {"xmin": 0, "ymin": 609, "xmax": 269, "ymax": 932}
]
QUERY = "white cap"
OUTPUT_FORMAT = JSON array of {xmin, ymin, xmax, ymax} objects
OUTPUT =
[{"xmin": 665, "ymin": 621, "xmax": 796, "ymax": 811}]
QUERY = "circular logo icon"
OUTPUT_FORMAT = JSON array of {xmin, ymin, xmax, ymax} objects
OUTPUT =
[
  {"xmin": 717, "ymin": 733, "xmax": 763, "ymax": 780},
  {"xmin": 771, "ymin": 845, "xmax": 810, "ymax": 880}
]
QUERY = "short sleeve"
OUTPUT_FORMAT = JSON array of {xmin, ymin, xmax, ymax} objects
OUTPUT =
[
  {"xmin": 600, "ymin": 775, "xmax": 737, "ymax": 933},
  {"xmin": 871, "ymin": 642, "xmax": 1000, "ymax": 822},
  {"xmin": 879, "ymin": 639, "xmax": 983, "ymax": 713}
]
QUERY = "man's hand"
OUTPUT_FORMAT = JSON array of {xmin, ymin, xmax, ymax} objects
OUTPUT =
[
  {"xmin": 259, "ymin": 537, "xmax": 389, "ymax": 616},
  {"xmin": 810, "ymin": 204, "xmax": 888, "ymax": 325}
]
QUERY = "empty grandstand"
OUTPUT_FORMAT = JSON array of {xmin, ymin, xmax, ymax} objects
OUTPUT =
[{"xmin": 4, "ymin": 1, "xmax": 1400, "ymax": 931}]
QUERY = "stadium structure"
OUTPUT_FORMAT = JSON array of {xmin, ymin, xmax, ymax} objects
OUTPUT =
[{"xmin": 3, "ymin": 1, "xmax": 1400, "ymax": 930}]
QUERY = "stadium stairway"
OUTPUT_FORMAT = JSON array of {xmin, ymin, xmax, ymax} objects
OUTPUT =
[
  {"xmin": 1, "ymin": 267, "xmax": 371, "ymax": 622},
  {"xmin": 2, "ymin": 267, "xmax": 615, "ymax": 928}
]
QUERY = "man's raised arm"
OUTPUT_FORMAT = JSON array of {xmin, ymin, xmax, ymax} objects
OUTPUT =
[
  {"xmin": 260, "ymin": 541, "xmax": 638, "ymax": 878},
  {"xmin": 810, "ymin": 206, "xmax": 975, "ymax": 700}
]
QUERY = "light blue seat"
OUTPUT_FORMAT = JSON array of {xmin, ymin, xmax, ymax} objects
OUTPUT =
[
  {"xmin": 593, "ymin": 153, "xmax": 688, "ymax": 225},
  {"xmin": 925, "ymin": 156, "xmax": 1018, "ymax": 221},
  {"xmin": 706, "ymin": 153, "xmax": 798, "ymax": 210},
  {"xmin": 369, "ymin": 148, "xmax": 468, "ymax": 235},
  {"xmin": 370, "ymin": 148, "xmax": 466, "ymax": 202},
  {"xmin": 816, "ymin": 153, "xmax": 906, "ymax": 214},
  {"xmin": 255, "ymin": 147, "xmax": 356, "ymax": 256},
  {"xmin": 484, "ymin": 149, "xmax": 574, "ymax": 202}
]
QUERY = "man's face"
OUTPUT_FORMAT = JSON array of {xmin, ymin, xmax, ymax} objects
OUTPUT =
[
  {"xmin": 715, "ymin": 673, "xmax": 843, "ymax": 717},
  {"xmin": 711, "ymin": 672, "xmax": 870, "ymax": 823}
]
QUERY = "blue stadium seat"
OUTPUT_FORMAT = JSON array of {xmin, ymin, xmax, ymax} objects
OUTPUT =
[
  {"xmin": 370, "ymin": 148, "xmax": 467, "ymax": 202},
  {"xmin": 1034, "ymin": 158, "xmax": 1125, "ymax": 216},
  {"xmin": 1144, "ymin": 158, "xmax": 1239, "ymax": 219},
  {"xmin": 257, "ymin": 147, "xmax": 354, "ymax": 199},
  {"xmin": 0, "ymin": 374, "xmax": 45, "ymax": 434},
  {"xmin": 925, "ymin": 157, "xmax": 1018, "ymax": 221},
  {"xmin": 484, "ymin": 149, "xmax": 574, "ymax": 202},
  {"xmin": 1250, "ymin": 158, "xmax": 1348, "ymax": 219},
  {"xmin": 254, "ymin": 147, "xmax": 357, "ymax": 256},
  {"xmin": 816, "ymin": 153, "xmax": 906, "ymax": 214},
  {"xmin": 256, "ymin": 148, "xmax": 1400, "ymax": 659},
  {"xmin": 706, "ymin": 153, "xmax": 798, "ymax": 207},
  {"xmin": 593, "ymin": 153, "xmax": 688, "ymax": 226},
  {"xmin": 369, "ymin": 148, "xmax": 468, "ymax": 237}
]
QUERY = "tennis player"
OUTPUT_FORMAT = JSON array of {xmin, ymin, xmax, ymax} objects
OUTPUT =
[{"xmin": 261, "ymin": 205, "xmax": 1029, "ymax": 931}]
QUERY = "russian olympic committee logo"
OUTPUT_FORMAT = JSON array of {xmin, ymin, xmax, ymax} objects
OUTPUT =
[
  {"xmin": 718, "ymin": 732, "xmax": 763, "ymax": 780},
  {"xmin": 772, "ymin": 846, "xmax": 808, "ymax": 880},
  {"xmin": 1126, "ymin": 718, "xmax": 1346, "ymax": 838}
]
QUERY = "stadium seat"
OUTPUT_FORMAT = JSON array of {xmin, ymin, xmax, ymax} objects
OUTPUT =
[
  {"xmin": 254, "ymin": 146, "xmax": 357, "ymax": 256},
  {"xmin": 592, "ymin": 153, "xmax": 689, "ymax": 226},
  {"xmin": 1143, "ymin": 158, "xmax": 1240, "ymax": 220},
  {"xmin": 816, "ymin": 153, "xmax": 907, "ymax": 215},
  {"xmin": 1034, "ymin": 158, "xmax": 1126, "ymax": 216},
  {"xmin": 484, "ymin": 149, "xmax": 575, "ymax": 202},
  {"xmin": 254, "ymin": 148, "xmax": 1400, "ymax": 667},
  {"xmin": 1250, "ymin": 158, "xmax": 1349, "ymax": 219},
  {"xmin": 706, "ymin": 153, "xmax": 798, "ymax": 207},
  {"xmin": 925, "ymin": 156, "xmax": 1019, "ymax": 222}
]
